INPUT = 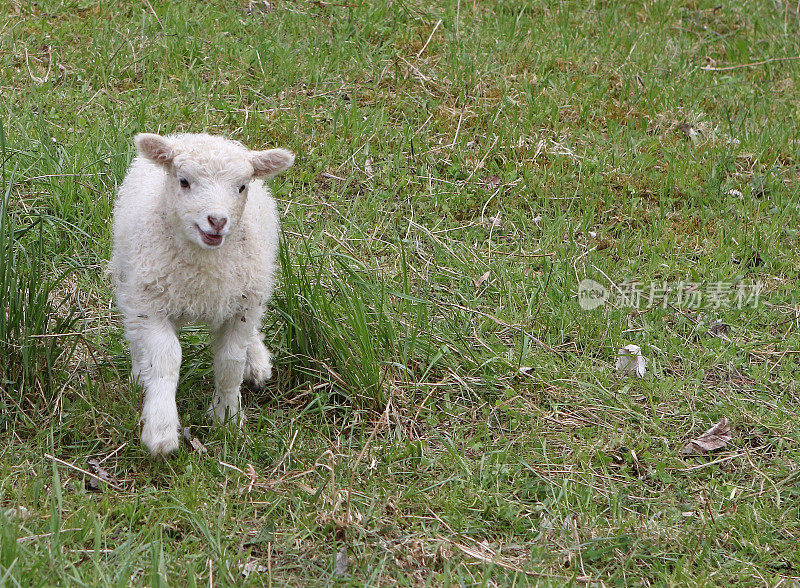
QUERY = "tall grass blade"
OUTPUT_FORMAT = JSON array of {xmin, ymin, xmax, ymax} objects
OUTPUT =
[{"xmin": 0, "ymin": 126, "xmax": 78, "ymax": 423}]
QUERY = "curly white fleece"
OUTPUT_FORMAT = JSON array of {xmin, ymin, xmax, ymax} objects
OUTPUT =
[{"xmin": 112, "ymin": 133, "xmax": 294, "ymax": 458}]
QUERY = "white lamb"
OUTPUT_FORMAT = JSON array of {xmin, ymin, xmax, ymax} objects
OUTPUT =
[{"xmin": 112, "ymin": 132, "xmax": 294, "ymax": 458}]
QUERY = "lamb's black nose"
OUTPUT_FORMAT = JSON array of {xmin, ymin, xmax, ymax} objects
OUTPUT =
[{"xmin": 207, "ymin": 216, "xmax": 227, "ymax": 231}]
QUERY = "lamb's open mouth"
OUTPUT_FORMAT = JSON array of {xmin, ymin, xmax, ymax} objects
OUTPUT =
[{"xmin": 197, "ymin": 226, "xmax": 224, "ymax": 247}]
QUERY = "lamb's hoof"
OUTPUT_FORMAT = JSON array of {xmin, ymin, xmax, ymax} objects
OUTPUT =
[
  {"xmin": 245, "ymin": 344, "xmax": 273, "ymax": 388},
  {"xmin": 141, "ymin": 423, "xmax": 180, "ymax": 459},
  {"xmin": 208, "ymin": 398, "xmax": 244, "ymax": 428},
  {"xmin": 245, "ymin": 367, "xmax": 272, "ymax": 392}
]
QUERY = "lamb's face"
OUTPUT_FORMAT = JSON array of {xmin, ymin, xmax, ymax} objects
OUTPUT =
[
  {"xmin": 168, "ymin": 160, "xmax": 253, "ymax": 250},
  {"xmin": 133, "ymin": 133, "xmax": 295, "ymax": 251}
]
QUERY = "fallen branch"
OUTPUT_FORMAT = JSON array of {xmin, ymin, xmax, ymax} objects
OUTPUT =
[
  {"xmin": 45, "ymin": 453, "xmax": 126, "ymax": 492},
  {"xmin": 701, "ymin": 56, "xmax": 800, "ymax": 71}
]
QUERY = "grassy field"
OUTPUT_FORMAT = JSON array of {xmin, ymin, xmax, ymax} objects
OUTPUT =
[{"xmin": 2, "ymin": 0, "xmax": 800, "ymax": 584}]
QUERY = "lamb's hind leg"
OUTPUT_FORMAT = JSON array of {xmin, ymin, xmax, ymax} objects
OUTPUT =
[
  {"xmin": 209, "ymin": 316, "xmax": 250, "ymax": 426},
  {"xmin": 245, "ymin": 332, "xmax": 273, "ymax": 388},
  {"xmin": 128, "ymin": 318, "xmax": 182, "ymax": 458}
]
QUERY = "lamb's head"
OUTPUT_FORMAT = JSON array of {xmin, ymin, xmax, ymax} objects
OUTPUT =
[{"xmin": 134, "ymin": 133, "xmax": 294, "ymax": 250}]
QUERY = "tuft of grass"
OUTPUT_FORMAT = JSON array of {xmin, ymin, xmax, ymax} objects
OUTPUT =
[
  {"xmin": 0, "ymin": 121, "xmax": 78, "ymax": 426},
  {"xmin": 274, "ymin": 241, "xmax": 389, "ymax": 410},
  {"xmin": 274, "ymin": 237, "xmax": 451, "ymax": 412}
]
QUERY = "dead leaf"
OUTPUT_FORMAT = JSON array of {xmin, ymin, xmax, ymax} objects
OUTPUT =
[
  {"xmin": 615, "ymin": 344, "xmax": 647, "ymax": 378},
  {"xmin": 334, "ymin": 547, "xmax": 348, "ymax": 576},
  {"xmin": 480, "ymin": 213, "xmax": 502, "ymax": 229},
  {"xmin": 244, "ymin": 1, "xmax": 272, "ymax": 15},
  {"xmin": 679, "ymin": 122, "xmax": 699, "ymax": 140},
  {"xmin": 183, "ymin": 427, "xmax": 208, "ymax": 454},
  {"xmin": 517, "ymin": 366, "xmax": 534, "ymax": 378},
  {"xmin": 4, "ymin": 506, "xmax": 30, "ymax": 520},
  {"xmin": 239, "ymin": 559, "xmax": 268, "ymax": 578},
  {"xmin": 680, "ymin": 417, "xmax": 731, "ymax": 455},
  {"xmin": 244, "ymin": 463, "xmax": 257, "ymax": 494},
  {"xmin": 708, "ymin": 320, "xmax": 730, "ymax": 338},
  {"xmin": 474, "ymin": 270, "xmax": 490, "ymax": 289},
  {"xmin": 450, "ymin": 540, "xmax": 535, "ymax": 576},
  {"xmin": 85, "ymin": 459, "xmax": 119, "ymax": 493}
]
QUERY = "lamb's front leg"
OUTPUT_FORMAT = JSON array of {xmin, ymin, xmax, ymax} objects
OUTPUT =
[
  {"xmin": 128, "ymin": 318, "xmax": 182, "ymax": 458},
  {"xmin": 209, "ymin": 316, "xmax": 251, "ymax": 426}
]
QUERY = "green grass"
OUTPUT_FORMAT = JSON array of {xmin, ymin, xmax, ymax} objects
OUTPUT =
[{"xmin": 2, "ymin": 0, "xmax": 800, "ymax": 584}]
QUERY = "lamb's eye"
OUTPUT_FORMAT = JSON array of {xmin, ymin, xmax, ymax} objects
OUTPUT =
[
  {"xmin": 179, "ymin": 178, "xmax": 190, "ymax": 188},
  {"xmin": 238, "ymin": 184, "xmax": 246, "ymax": 193}
]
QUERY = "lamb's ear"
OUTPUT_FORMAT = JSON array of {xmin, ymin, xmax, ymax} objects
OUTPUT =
[
  {"xmin": 250, "ymin": 148, "xmax": 295, "ymax": 178},
  {"xmin": 134, "ymin": 133, "xmax": 176, "ymax": 165}
]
